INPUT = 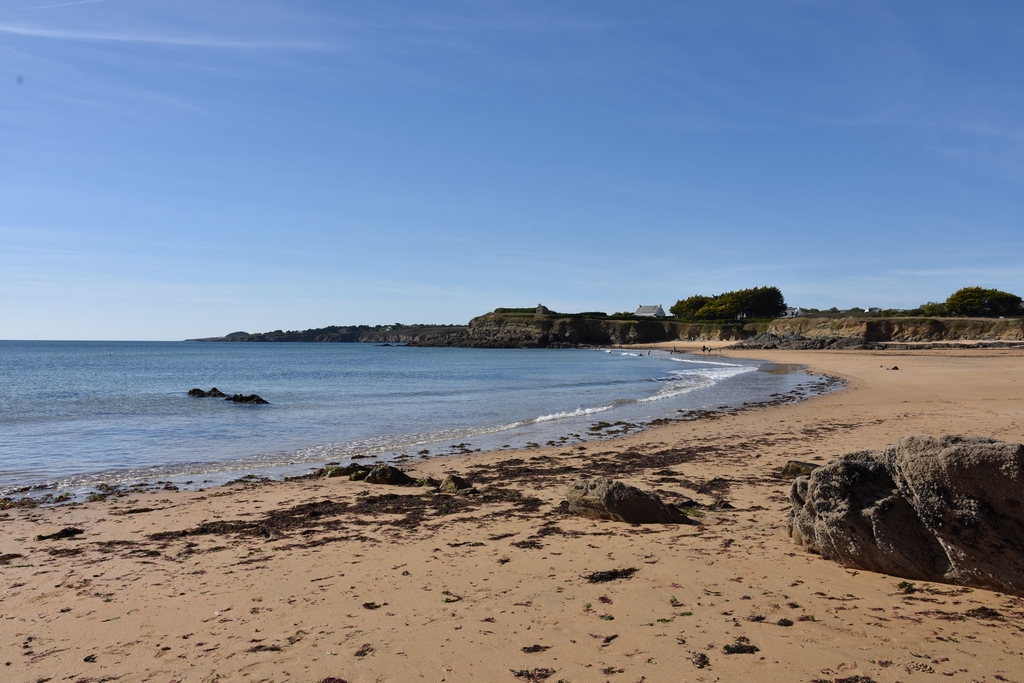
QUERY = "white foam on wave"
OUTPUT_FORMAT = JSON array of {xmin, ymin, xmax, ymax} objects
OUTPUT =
[
  {"xmin": 532, "ymin": 405, "xmax": 614, "ymax": 422},
  {"xmin": 638, "ymin": 365, "xmax": 755, "ymax": 403},
  {"xmin": 669, "ymin": 357, "xmax": 746, "ymax": 367}
]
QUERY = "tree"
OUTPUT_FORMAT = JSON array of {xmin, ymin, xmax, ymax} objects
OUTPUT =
[
  {"xmin": 693, "ymin": 295, "xmax": 741, "ymax": 320},
  {"xmin": 670, "ymin": 295, "xmax": 714, "ymax": 319},
  {"xmin": 919, "ymin": 302, "xmax": 947, "ymax": 317},
  {"xmin": 945, "ymin": 287, "xmax": 1023, "ymax": 317}
]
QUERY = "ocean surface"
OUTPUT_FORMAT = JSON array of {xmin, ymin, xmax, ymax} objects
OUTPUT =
[{"xmin": 0, "ymin": 341, "xmax": 831, "ymax": 497}]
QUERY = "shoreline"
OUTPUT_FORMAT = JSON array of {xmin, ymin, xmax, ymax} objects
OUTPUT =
[
  {"xmin": 1, "ymin": 349, "xmax": 832, "ymax": 502},
  {"xmin": 2, "ymin": 346, "xmax": 1024, "ymax": 682}
]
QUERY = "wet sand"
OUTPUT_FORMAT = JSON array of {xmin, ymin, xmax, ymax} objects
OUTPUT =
[{"xmin": 2, "ymin": 345, "xmax": 1023, "ymax": 683}]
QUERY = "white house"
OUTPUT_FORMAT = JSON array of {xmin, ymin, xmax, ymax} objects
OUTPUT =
[
  {"xmin": 635, "ymin": 304, "xmax": 667, "ymax": 318},
  {"xmin": 783, "ymin": 307, "xmax": 805, "ymax": 318}
]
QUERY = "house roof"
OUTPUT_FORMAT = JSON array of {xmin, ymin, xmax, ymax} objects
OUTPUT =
[{"xmin": 635, "ymin": 305, "xmax": 666, "ymax": 316}]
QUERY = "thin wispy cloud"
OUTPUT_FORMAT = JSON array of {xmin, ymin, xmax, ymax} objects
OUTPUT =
[
  {"xmin": 0, "ymin": 23, "xmax": 330, "ymax": 49},
  {"xmin": 18, "ymin": 0, "xmax": 115, "ymax": 10}
]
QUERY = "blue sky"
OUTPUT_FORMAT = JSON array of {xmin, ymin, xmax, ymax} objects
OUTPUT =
[{"xmin": 2, "ymin": 1, "xmax": 1023, "ymax": 339}]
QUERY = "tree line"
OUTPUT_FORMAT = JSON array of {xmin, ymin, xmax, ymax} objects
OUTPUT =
[
  {"xmin": 669, "ymin": 286, "xmax": 787, "ymax": 320},
  {"xmin": 667, "ymin": 285, "xmax": 1022, "ymax": 321}
]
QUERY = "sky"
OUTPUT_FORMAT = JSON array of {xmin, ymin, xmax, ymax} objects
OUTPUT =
[{"xmin": 2, "ymin": 1, "xmax": 1023, "ymax": 340}]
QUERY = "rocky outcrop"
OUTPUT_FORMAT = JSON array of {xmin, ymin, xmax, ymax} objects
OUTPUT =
[
  {"xmin": 789, "ymin": 435, "xmax": 1024, "ymax": 595},
  {"xmin": 732, "ymin": 332, "xmax": 880, "ymax": 350},
  {"xmin": 227, "ymin": 394, "xmax": 269, "ymax": 404},
  {"xmin": 188, "ymin": 387, "xmax": 227, "ymax": 398},
  {"xmin": 566, "ymin": 477, "xmax": 693, "ymax": 524},
  {"xmin": 189, "ymin": 388, "xmax": 268, "ymax": 403}
]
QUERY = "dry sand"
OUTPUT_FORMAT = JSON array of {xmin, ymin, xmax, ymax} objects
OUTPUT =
[{"xmin": 3, "ymin": 346, "xmax": 1024, "ymax": 683}]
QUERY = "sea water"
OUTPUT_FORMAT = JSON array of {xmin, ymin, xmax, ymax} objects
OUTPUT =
[{"xmin": 0, "ymin": 341, "xmax": 829, "ymax": 496}]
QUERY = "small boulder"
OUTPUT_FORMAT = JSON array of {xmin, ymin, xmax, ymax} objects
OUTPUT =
[
  {"xmin": 439, "ymin": 474, "xmax": 472, "ymax": 494},
  {"xmin": 349, "ymin": 468, "xmax": 370, "ymax": 481},
  {"xmin": 566, "ymin": 477, "xmax": 692, "ymax": 524},
  {"xmin": 779, "ymin": 460, "xmax": 818, "ymax": 480},
  {"xmin": 363, "ymin": 464, "xmax": 413, "ymax": 486},
  {"xmin": 416, "ymin": 477, "xmax": 441, "ymax": 488}
]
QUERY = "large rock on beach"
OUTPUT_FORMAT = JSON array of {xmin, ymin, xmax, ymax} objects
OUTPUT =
[
  {"xmin": 566, "ymin": 477, "xmax": 692, "ymax": 524},
  {"xmin": 789, "ymin": 435, "xmax": 1024, "ymax": 595},
  {"xmin": 364, "ymin": 464, "xmax": 414, "ymax": 486}
]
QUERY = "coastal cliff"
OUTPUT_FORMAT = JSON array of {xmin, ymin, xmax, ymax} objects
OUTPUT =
[
  {"xmin": 191, "ymin": 315, "xmax": 1024, "ymax": 348},
  {"xmin": 408, "ymin": 311, "xmax": 768, "ymax": 348},
  {"xmin": 407, "ymin": 311, "xmax": 1024, "ymax": 348}
]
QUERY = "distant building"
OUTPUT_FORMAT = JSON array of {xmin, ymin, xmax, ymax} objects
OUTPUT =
[
  {"xmin": 866, "ymin": 307, "xmax": 882, "ymax": 314},
  {"xmin": 635, "ymin": 304, "xmax": 667, "ymax": 318},
  {"xmin": 783, "ymin": 307, "xmax": 805, "ymax": 318},
  {"xmin": 536, "ymin": 304, "xmax": 550, "ymax": 315}
]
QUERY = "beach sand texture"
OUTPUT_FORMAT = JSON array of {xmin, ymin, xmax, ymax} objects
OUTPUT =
[{"xmin": 2, "ymin": 346, "xmax": 1023, "ymax": 683}]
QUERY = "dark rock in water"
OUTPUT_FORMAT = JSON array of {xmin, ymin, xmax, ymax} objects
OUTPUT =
[
  {"xmin": 779, "ymin": 460, "xmax": 819, "ymax": 480},
  {"xmin": 363, "ymin": 464, "xmax": 413, "ymax": 486},
  {"xmin": 439, "ymin": 474, "xmax": 473, "ymax": 494},
  {"xmin": 227, "ymin": 394, "xmax": 269, "ymax": 404},
  {"xmin": 35, "ymin": 527, "xmax": 85, "ymax": 541},
  {"xmin": 789, "ymin": 435, "xmax": 1024, "ymax": 595},
  {"xmin": 188, "ymin": 387, "xmax": 227, "ymax": 398},
  {"xmin": 566, "ymin": 477, "xmax": 692, "ymax": 524}
]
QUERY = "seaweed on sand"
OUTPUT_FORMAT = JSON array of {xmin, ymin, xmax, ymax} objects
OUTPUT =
[
  {"xmin": 510, "ymin": 668, "xmax": 555, "ymax": 681},
  {"xmin": 584, "ymin": 567, "xmax": 638, "ymax": 583},
  {"xmin": 148, "ymin": 486, "xmax": 548, "ymax": 546}
]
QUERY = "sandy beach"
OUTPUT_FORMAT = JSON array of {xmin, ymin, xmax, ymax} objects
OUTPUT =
[{"xmin": 3, "ymin": 345, "xmax": 1024, "ymax": 683}]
